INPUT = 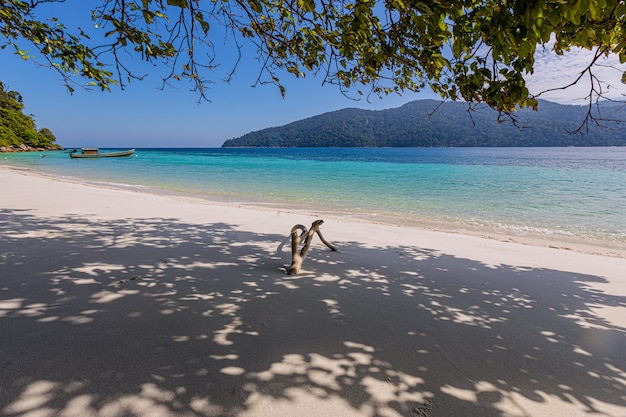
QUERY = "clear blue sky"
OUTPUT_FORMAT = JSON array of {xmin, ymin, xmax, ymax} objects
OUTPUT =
[
  {"xmin": 1, "ymin": 45, "xmax": 433, "ymax": 148},
  {"xmin": 0, "ymin": 0, "xmax": 435, "ymax": 150},
  {"xmin": 1, "ymin": 4, "xmax": 624, "ymax": 148}
]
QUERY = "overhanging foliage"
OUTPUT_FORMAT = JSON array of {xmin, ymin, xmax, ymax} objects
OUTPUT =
[{"xmin": 1, "ymin": 0, "xmax": 625, "ymax": 113}]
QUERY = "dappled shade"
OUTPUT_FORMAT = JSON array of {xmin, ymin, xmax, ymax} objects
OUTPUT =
[{"xmin": 0, "ymin": 208, "xmax": 624, "ymax": 416}]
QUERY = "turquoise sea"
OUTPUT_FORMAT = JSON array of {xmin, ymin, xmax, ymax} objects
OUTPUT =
[{"xmin": 2, "ymin": 147, "xmax": 626, "ymax": 245}]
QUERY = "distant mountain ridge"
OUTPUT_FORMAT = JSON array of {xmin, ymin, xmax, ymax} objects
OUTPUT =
[{"xmin": 221, "ymin": 99, "xmax": 626, "ymax": 147}]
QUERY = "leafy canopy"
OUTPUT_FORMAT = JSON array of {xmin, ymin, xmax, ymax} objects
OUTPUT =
[{"xmin": 1, "ymin": 0, "xmax": 625, "ymax": 112}]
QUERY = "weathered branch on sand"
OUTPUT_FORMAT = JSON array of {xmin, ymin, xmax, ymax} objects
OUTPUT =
[{"xmin": 288, "ymin": 219, "xmax": 337, "ymax": 275}]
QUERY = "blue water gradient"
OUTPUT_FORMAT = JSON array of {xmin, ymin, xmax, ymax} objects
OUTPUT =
[{"xmin": 3, "ymin": 147, "xmax": 625, "ymax": 242}]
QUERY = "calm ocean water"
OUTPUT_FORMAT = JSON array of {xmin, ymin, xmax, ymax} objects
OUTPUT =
[{"xmin": 3, "ymin": 147, "xmax": 626, "ymax": 244}]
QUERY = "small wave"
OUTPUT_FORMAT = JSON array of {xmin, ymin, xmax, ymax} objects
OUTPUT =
[
  {"xmin": 85, "ymin": 180, "xmax": 147, "ymax": 190},
  {"xmin": 492, "ymin": 223, "xmax": 576, "ymax": 236}
]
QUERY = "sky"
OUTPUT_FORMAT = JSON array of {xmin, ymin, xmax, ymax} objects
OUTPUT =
[{"xmin": 1, "ymin": 5, "xmax": 625, "ymax": 148}]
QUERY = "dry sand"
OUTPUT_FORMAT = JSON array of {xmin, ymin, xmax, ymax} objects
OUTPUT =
[{"xmin": 1, "ymin": 166, "xmax": 625, "ymax": 417}]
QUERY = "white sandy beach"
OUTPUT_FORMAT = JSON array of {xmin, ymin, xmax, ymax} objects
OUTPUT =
[{"xmin": 1, "ymin": 165, "xmax": 625, "ymax": 417}]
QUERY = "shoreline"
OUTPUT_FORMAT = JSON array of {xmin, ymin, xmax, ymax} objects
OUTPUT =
[
  {"xmin": 1, "ymin": 164, "xmax": 625, "ymax": 417},
  {"xmin": 3, "ymin": 164, "xmax": 625, "ymax": 259}
]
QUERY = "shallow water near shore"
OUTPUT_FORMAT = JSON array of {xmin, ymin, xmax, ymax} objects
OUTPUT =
[{"xmin": 3, "ymin": 147, "xmax": 626, "ymax": 247}]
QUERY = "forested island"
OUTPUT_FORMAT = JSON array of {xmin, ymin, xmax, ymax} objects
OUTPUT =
[
  {"xmin": 222, "ymin": 100, "xmax": 626, "ymax": 147},
  {"xmin": 0, "ymin": 82, "xmax": 61, "ymax": 152}
]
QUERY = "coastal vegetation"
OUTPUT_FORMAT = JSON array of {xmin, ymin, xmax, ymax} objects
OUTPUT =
[
  {"xmin": 0, "ymin": 82, "xmax": 60, "ymax": 150},
  {"xmin": 1, "ymin": 1, "xmax": 625, "ymax": 125},
  {"xmin": 222, "ymin": 99, "xmax": 626, "ymax": 148}
]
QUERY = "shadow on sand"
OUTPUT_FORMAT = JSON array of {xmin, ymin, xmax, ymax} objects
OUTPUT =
[{"xmin": 0, "ymin": 208, "xmax": 624, "ymax": 416}]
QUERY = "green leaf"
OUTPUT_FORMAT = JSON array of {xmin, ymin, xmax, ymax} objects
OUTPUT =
[
  {"xmin": 249, "ymin": 0, "xmax": 263, "ymax": 13},
  {"xmin": 167, "ymin": 0, "xmax": 188, "ymax": 7},
  {"xmin": 142, "ymin": 10, "xmax": 153, "ymax": 24},
  {"xmin": 297, "ymin": 0, "xmax": 315, "ymax": 13}
]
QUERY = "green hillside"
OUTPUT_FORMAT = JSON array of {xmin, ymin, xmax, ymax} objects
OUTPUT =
[
  {"xmin": 222, "ymin": 100, "xmax": 625, "ymax": 147},
  {"xmin": 0, "ymin": 82, "xmax": 60, "ymax": 151}
]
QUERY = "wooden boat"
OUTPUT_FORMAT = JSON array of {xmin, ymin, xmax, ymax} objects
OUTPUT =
[{"xmin": 69, "ymin": 148, "xmax": 135, "ymax": 158}]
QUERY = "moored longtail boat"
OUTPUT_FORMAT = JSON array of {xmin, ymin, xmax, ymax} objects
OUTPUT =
[{"xmin": 69, "ymin": 148, "xmax": 135, "ymax": 158}]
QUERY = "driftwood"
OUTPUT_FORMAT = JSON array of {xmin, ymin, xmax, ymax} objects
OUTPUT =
[{"xmin": 288, "ymin": 219, "xmax": 337, "ymax": 275}]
